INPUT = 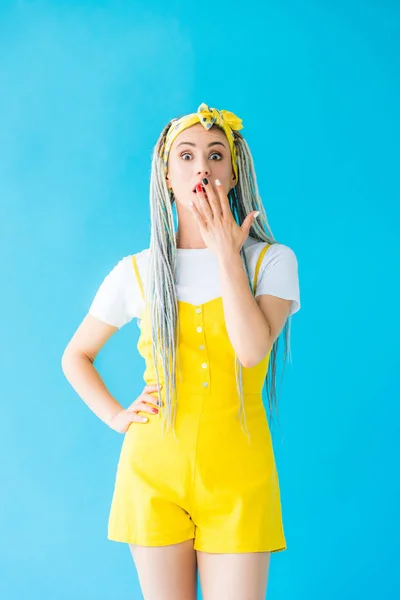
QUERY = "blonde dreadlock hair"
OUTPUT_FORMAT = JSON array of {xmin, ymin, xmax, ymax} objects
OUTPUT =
[{"xmin": 143, "ymin": 120, "xmax": 292, "ymax": 441}]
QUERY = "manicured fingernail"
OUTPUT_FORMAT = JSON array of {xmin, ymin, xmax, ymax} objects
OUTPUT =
[
  {"xmin": 142, "ymin": 417, "xmax": 148, "ymax": 422},
  {"xmin": 254, "ymin": 211, "xmax": 260, "ymax": 218},
  {"xmin": 215, "ymin": 179, "xmax": 221, "ymax": 186},
  {"xmin": 196, "ymin": 183, "xmax": 202, "ymax": 192},
  {"xmin": 202, "ymin": 178, "xmax": 208, "ymax": 185}
]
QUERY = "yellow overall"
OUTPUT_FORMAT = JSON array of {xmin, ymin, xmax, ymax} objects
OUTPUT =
[{"xmin": 108, "ymin": 243, "xmax": 287, "ymax": 553}]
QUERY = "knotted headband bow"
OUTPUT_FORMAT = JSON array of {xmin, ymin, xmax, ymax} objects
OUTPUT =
[{"xmin": 161, "ymin": 102, "xmax": 244, "ymax": 182}]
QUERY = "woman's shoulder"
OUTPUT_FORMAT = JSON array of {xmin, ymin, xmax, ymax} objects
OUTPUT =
[
  {"xmin": 244, "ymin": 236, "xmax": 298, "ymax": 262},
  {"xmin": 133, "ymin": 246, "xmax": 150, "ymax": 258},
  {"xmin": 98, "ymin": 247, "xmax": 150, "ymax": 286}
]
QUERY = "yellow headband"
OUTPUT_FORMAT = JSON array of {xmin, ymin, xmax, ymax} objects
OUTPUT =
[{"xmin": 162, "ymin": 102, "xmax": 244, "ymax": 182}]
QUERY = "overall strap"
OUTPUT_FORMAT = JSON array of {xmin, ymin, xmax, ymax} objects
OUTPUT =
[
  {"xmin": 131, "ymin": 255, "xmax": 145, "ymax": 302},
  {"xmin": 253, "ymin": 243, "xmax": 271, "ymax": 293}
]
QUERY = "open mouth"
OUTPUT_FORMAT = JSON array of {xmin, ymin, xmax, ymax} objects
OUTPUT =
[{"xmin": 192, "ymin": 183, "xmax": 207, "ymax": 195}]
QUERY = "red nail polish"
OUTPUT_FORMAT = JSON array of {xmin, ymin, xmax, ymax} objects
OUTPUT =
[{"xmin": 197, "ymin": 183, "xmax": 202, "ymax": 193}]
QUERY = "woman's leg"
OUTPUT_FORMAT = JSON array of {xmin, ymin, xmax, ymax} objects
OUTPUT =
[
  {"xmin": 196, "ymin": 551, "xmax": 271, "ymax": 600},
  {"xmin": 129, "ymin": 539, "xmax": 198, "ymax": 600}
]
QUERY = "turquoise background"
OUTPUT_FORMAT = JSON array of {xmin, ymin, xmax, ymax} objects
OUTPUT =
[{"xmin": 1, "ymin": 1, "xmax": 398, "ymax": 598}]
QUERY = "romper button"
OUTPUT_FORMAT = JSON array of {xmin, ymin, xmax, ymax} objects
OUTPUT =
[
  {"xmin": 202, "ymin": 382, "xmax": 209, "ymax": 387},
  {"xmin": 196, "ymin": 326, "xmax": 202, "ymax": 333},
  {"xmin": 199, "ymin": 345, "xmax": 205, "ymax": 350},
  {"xmin": 201, "ymin": 362, "xmax": 207, "ymax": 369},
  {"xmin": 195, "ymin": 308, "xmax": 202, "ymax": 314}
]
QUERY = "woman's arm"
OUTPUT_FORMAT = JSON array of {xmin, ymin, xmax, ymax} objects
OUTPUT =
[
  {"xmin": 218, "ymin": 252, "xmax": 292, "ymax": 368},
  {"xmin": 61, "ymin": 314, "xmax": 124, "ymax": 426}
]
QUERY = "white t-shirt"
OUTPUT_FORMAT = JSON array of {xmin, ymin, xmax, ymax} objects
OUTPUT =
[{"xmin": 88, "ymin": 236, "xmax": 301, "ymax": 329}]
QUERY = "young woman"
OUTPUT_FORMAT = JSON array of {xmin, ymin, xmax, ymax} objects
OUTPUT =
[{"xmin": 62, "ymin": 103, "xmax": 301, "ymax": 600}]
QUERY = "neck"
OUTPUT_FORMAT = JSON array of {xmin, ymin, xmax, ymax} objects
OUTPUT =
[{"xmin": 175, "ymin": 230, "xmax": 207, "ymax": 250}]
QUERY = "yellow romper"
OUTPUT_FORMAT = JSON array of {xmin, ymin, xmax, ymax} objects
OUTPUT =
[{"xmin": 108, "ymin": 243, "xmax": 287, "ymax": 553}]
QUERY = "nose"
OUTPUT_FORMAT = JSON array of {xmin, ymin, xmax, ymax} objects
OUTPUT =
[{"xmin": 195, "ymin": 156, "xmax": 210, "ymax": 177}]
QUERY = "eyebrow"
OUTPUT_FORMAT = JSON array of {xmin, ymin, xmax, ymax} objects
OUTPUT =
[{"xmin": 176, "ymin": 141, "xmax": 227, "ymax": 150}]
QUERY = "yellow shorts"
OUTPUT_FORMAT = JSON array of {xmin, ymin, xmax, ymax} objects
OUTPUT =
[{"xmin": 108, "ymin": 391, "xmax": 287, "ymax": 553}]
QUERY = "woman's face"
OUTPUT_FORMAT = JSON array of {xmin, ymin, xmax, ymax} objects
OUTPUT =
[{"xmin": 166, "ymin": 122, "xmax": 237, "ymax": 205}]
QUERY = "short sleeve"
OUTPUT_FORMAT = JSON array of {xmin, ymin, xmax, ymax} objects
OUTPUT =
[
  {"xmin": 88, "ymin": 255, "xmax": 141, "ymax": 328},
  {"xmin": 255, "ymin": 244, "xmax": 300, "ymax": 316}
]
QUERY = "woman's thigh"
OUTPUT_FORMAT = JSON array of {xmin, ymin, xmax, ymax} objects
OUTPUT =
[
  {"xmin": 196, "ymin": 551, "xmax": 271, "ymax": 600},
  {"xmin": 129, "ymin": 539, "xmax": 198, "ymax": 600}
]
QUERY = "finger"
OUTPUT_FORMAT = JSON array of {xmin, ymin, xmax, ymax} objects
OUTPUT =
[
  {"xmin": 141, "ymin": 395, "xmax": 163, "ymax": 408},
  {"xmin": 195, "ymin": 183, "xmax": 214, "ymax": 221},
  {"xmin": 241, "ymin": 212, "xmax": 257, "ymax": 237},
  {"xmin": 142, "ymin": 385, "xmax": 162, "ymax": 398},
  {"xmin": 141, "ymin": 402, "xmax": 160, "ymax": 414},
  {"xmin": 214, "ymin": 178, "xmax": 231, "ymax": 220},
  {"xmin": 127, "ymin": 393, "xmax": 162, "ymax": 410},
  {"xmin": 141, "ymin": 391, "xmax": 163, "ymax": 406},
  {"xmin": 130, "ymin": 413, "xmax": 149, "ymax": 423},
  {"xmin": 132, "ymin": 400, "xmax": 161, "ymax": 413},
  {"xmin": 127, "ymin": 407, "xmax": 157, "ymax": 425},
  {"xmin": 190, "ymin": 197, "xmax": 208, "ymax": 229},
  {"xmin": 201, "ymin": 177, "xmax": 222, "ymax": 218}
]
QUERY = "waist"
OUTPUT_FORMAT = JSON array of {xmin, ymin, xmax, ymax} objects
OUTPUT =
[
  {"xmin": 145, "ymin": 380, "xmax": 265, "ymax": 411},
  {"xmin": 142, "ymin": 362, "xmax": 268, "ymax": 395}
]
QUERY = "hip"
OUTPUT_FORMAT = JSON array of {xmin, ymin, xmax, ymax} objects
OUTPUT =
[{"xmin": 119, "ymin": 392, "xmax": 274, "ymax": 471}]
